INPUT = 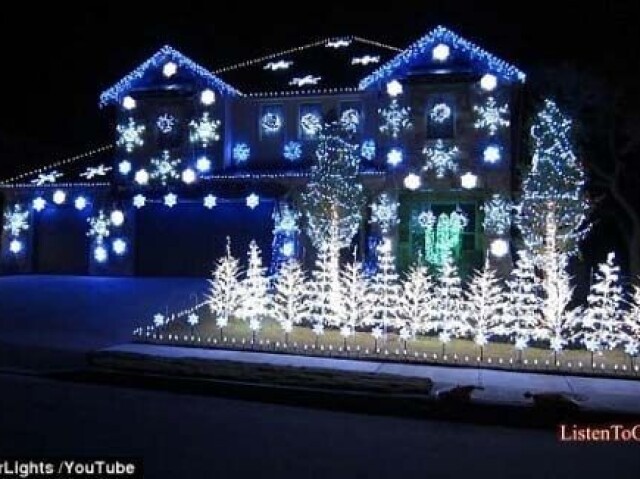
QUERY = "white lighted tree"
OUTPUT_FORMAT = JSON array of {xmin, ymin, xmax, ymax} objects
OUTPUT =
[
  {"xmin": 272, "ymin": 259, "xmax": 308, "ymax": 343},
  {"xmin": 622, "ymin": 283, "xmax": 640, "ymax": 363},
  {"xmin": 397, "ymin": 260, "xmax": 435, "ymax": 343},
  {"xmin": 339, "ymin": 250, "xmax": 371, "ymax": 347},
  {"xmin": 207, "ymin": 239, "xmax": 242, "ymax": 337},
  {"xmin": 464, "ymin": 259, "xmax": 505, "ymax": 360},
  {"xmin": 579, "ymin": 252, "xmax": 624, "ymax": 359},
  {"xmin": 370, "ymin": 239, "xmax": 400, "ymax": 342},
  {"xmin": 237, "ymin": 240, "xmax": 270, "ymax": 342},
  {"xmin": 433, "ymin": 254, "xmax": 464, "ymax": 354}
]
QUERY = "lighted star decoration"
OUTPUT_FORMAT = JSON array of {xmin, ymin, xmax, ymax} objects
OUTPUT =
[
  {"xmin": 351, "ymin": 55, "xmax": 380, "ymax": 66},
  {"xmin": 473, "ymin": 96, "xmax": 510, "ymax": 135},
  {"xmin": 153, "ymin": 314, "xmax": 165, "ymax": 327},
  {"xmin": 312, "ymin": 323, "xmax": 325, "ymax": 336},
  {"xmin": 340, "ymin": 108, "xmax": 360, "ymax": 133},
  {"xmin": 624, "ymin": 342, "xmax": 638, "ymax": 357},
  {"xmin": 156, "ymin": 114, "xmax": 176, "ymax": 133},
  {"xmin": 246, "ymin": 193, "xmax": 260, "ymax": 209},
  {"xmin": 32, "ymin": 197, "xmax": 47, "ymax": 212},
  {"xmin": 249, "ymin": 318, "xmax": 261, "ymax": 331},
  {"xmin": 439, "ymin": 331, "xmax": 451, "ymax": 344},
  {"xmin": 203, "ymin": 194, "xmax": 217, "ymax": 209},
  {"xmin": 429, "ymin": 103, "xmax": 452, "ymax": 123},
  {"xmin": 370, "ymin": 193, "xmax": 399, "ymax": 235},
  {"xmin": 281, "ymin": 320, "xmax": 293, "ymax": 334},
  {"xmin": 116, "ymin": 117, "xmax": 145, "ymax": 152},
  {"xmin": 80, "ymin": 164, "xmax": 112, "ymax": 179},
  {"xmin": 132, "ymin": 194, "xmax": 146, "ymax": 209},
  {"xmin": 399, "ymin": 327, "xmax": 413, "ymax": 343},
  {"xmin": 289, "ymin": 75, "xmax": 321, "ymax": 87},
  {"xmin": 3, "ymin": 205, "xmax": 29, "ymax": 237},
  {"xmin": 550, "ymin": 337, "xmax": 566, "ymax": 353},
  {"xmin": 340, "ymin": 325, "xmax": 353, "ymax": 338},
  {"xmin": 189, "ymin": 112, "xmax": 221, "ymax": 147},
  {"xmin": 187, "ymin": 313, "xmax": 199, "ymax": 327},
  {"xmin": 422, "ymin": 140, "xmax": 459, "ymax": 178},
  {"xmin": 514, "ymin": 337, "xmax": 529, "ymax": 351},
  {"xmin": 263, "ymin": 60, "xmax": 293, "ymax": 71},
  {"xmin": 482, "ymin": 195, "xmax": 512, "ymax": 235},
  {"xmin": 164, "ymin": 193, "xmax": 178, "ymax": 208},
  {"xmin": 300, "ymin": 113, "xmax": 322, "ymax": 137},
  {"xmin": 150, "ymin": 150, "xmax": 181, "ymax": 185},
  {"xmin": 87, "ymin": 211, "xmax": 111, "ymax": 244},
  {"xmin": 371, "ymin": 326, "xmax": 383, "ymax": 340},
  {"xmin": 378, "ymin": 100, "xmax": 412, "ymax": 138},
  {"xmin": 31, "ymin": 170, "xmax": 63, "ymax": 186}
]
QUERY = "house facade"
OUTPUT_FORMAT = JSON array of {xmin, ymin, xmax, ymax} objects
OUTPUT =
[{"xmin": 0, "ymin": 26, "xmax": 525, "ymax": 277}]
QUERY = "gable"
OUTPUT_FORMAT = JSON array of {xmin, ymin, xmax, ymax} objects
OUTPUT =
[{"xmin": 359, "ymin": 25, "xmax": 525, "ymax": 90}]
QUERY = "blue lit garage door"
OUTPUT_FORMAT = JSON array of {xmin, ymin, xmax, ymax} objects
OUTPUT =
[
  {"xmin": 135, "ymin": 201, "xmax": 274, "ymax": 276},
  {"xmin": 34, "ymin": 208, "xmax": 90, "ymax": 274}
]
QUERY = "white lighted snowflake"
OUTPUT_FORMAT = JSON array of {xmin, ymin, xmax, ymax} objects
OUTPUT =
[
  {"xmin": 370, "ymin": 193, "xmax": 399, "ymax": 235},
  {"xmin": 233, "ymin": 143, "xmax": 251, "ymax": 163},
  {"xmin": 474, "ymin": 97, "xmax": 509, "ymax": 135},
  {"xmin": 261, "ymin": 112, "xmax": 283, "ymax": 135},
  {"xmin": 283, "ymin": 141, "xmax": 302, "ymax": 161},
  {"xmin": 340, "ymin": 108, "xmax": 360, "ymax": 133},
  {"xmin": 417, "ymin": 210, "xmax": 436, "ymax": 229},
  {"xmin": 300, "ymin": 113, "xmax": 322, "ymax": 137},
  {"xmin": 31, "ymin": 170, "xmax": 63, "ymax": 186},
  {"xmin": 150, "ymin": 151, "xmax": 181, "ymax": 185},
  {"xmin": 378, "ymin": 99, "xmax": 412, "ymax": 138},
  {"xmin": 550, "ymin": 337, "xmax": 566, "ymax": 352},
  {"xmin": 514, "ymin": 337, "xmax": 529, "ymax": 351},
  {"xmin": 117, "ymin": 117, "xmax": 145, "ymax": 152},
  {"xmin": 360, "ymin": 140, "xmax": 376, "ymax": 160},
  {"xmin": 187, "ymin": 313, "xmax": 199, "ymax": 327},
  {"xmin": 399, "ymin": 327, "xmax": 413, "ymax": 343},
  {"xmin": 371, "ymin": 326, "xmax": 383, "ymax": 341},
  {"xmin": 3, "ymin": 205, "xmax": 29, "ymax": 237},
  {"xmin": 422, "ymin": 140, "xmax": 459, "ymax": 177},
  {"xmin": 246, "ymin": 193, "xmax": 260, "ymax": 209},
  {"xmin": 133, "ymin": 194, "xmax": 146, "ymax": 209},
  {"xmin": 351, "ymin": 55, "xmax": 380, "ymax": 66},
  {"xmin": 429, "ymin": 103, "xmax": 452, "ymax": 123},
  {"xmin": 340, "ymin": 325, "xmax": 353, "ymax": 338},
  {"xmin": 203, "ymin": 194, "xmax": 217, "ymax": 209},
  {"xmin": 87, "ymin": 210, "xmax": 111, "ymax": 244},
  {"xmin": 624, "ymin": 342, "xmax": 638, "ymax": 357},
  {"xmin": 482, "ymin": 194, "xmax": 512, "ymax": 235},
  {"xmin": 289, "ymin": 75, "xmax": 321, "ymax": 87},
  {"xmin": 263, "ymin": 60, "xmax": 293, "ymax": 71},
  {"xmin": 189, "ymin": 112, "xmax": 221, "ymax": 147},
  {"xmin": 156, "ymin": 114, "xmax": 176, "ymax": 133},
  {"xmin": 80, "ymin": 164, "xmax": 112, "ymax": 179},
  {"xmin": 313, "ymin": 323, "xmax": 325, "ymax": 336},
  {"xmin": 326, "ymin": 39, "xmax": 351, "ymax": 48}
]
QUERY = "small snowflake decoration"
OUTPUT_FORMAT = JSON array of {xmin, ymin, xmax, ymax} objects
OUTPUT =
[
  {"xmin": 300, "ymin": 113, "xmax": 322, "ymax": 137},
  {"xmin": 429, "ymin": 103, "xmax": 452, "ymax": 123},
  {"xmin": 264, "ymin": 60, "xmax": 292, "ymax": 71},
  {"xmin": 370, "ymin": 193, "xmax": 399, "ymax": 235},
  {"xmin": 189, "ymin": 112, "xmax": 221, "ymax": 147},
  {"xmin": 233, "ymin": 143, "xmax": 251, "ymax": 163},
  {"xmin": 371, "ymin": 326, "xmax": 383, "ymax": 341},
  {"xmin": 361, "ymin": 140, "xmax": 376, "ymax": 160},
  {"xmin": 133, "ymin": 194, "xmax": 146, "ymax": 209},
  {"xmin": 474, "ymin": 333, "xmax": 488, "ymax": 347},
  {"xmin": 283, "ymin": 141, "xmax": 302, "ymax": 161},
  {"xmin": 246, "ymin": 193, "xmax": 260, "ymax": 209},
  {"xmin": 399, "ymin": 327, "xmax": 413, "ymax": 343},
  {"xmin": 3, "ymin": 205, "xmax": 29, "ymax": 237},
  {"xmin": 261, "ymin": 112, "xmax": 283, "ymax": 135},
  {"xmin": 550, "ymin": 337, "xmax": 566, "ymax": 353},
  {"xmin": 187, "ymin": 313, "xmax": 199, "ymax": 327},
  {"xmin": 378, "ymin": 99, "xmax": 412, "ymax": 138},
  {"xmin": 422, "ymin": 140, "xmax": 459, "ymax": 177},
  {"xmin": 474, "ymin": 96, "xmax": 509, "ymax": 135},
  {"xmin": 203, "ymin": 194, "xmax": 217, "ymax": 209},
  {"xmin": 340, "ymin": 108, "xmax": 360, "ymax": 133},
  {"xmin": 417, "ymin": 210, "xmax": 436, "ymax": 229},
  {"xmin": 351, "ymin": 55, "xmax": 380, "ymax": 66},
  {"xmin": 156, "ymin": 114, "xmax": 176, "ymax": 133},
  {"xmin": 326, "ymin": 39, "xmax": 351, "ymax": 48},
  {"xmin": 312, "ymin": 323, "xmax": 325, "ymax": 336},
  {"xmin": 31, "ymin": 170, "xmax": 63, "ymax": 186},
  {"xmin": 514, "ymin": 337, "xmax": 529, "ymax": 351},
  {"xmin": 249, "ymin": 318, "xmax": 261, "ymax": 331},
  {"xmin": 153, "ymin": 314, "xmax": 165, "ymax": 327},
  {"xmin": 87, "ymin": 210, "xmax": 111, "ymax": 244},
  {"xmin": 439, "ymin": 331, "xmax": 451, "ymax": 344},
  {"xmin": 289, "ymin": 75, "xmax": 321, "ymax": 87},
  {"xmin": 340, "ymin": 325, "xmax": 353, "ymax": 338},
  {"xmin": 117, "ymin": 117, "xmax": 145, "ymax": 152},
  {"xmin": 482, "ymin": 195, "xmax": 512, "ymax": 235},
  {"xmin": 150, "ymin": 150, "xmax": 181, "ymax": 185},
  {"xmin": 624, "ymin": 342, "xmax": 638, "ymax": 357},
  {"xmin": 80, "ymin": 164, "xmax": 112, "ymax": 179}
]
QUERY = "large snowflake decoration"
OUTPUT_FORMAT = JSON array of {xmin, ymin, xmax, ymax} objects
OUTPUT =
[
  {"xmin": 261, "ymin": 112, "xmax": 283, "ymax": 135},
  {"xmin": 283, "ymin": 141, "xmax": 302, "ymax": 161},
  {"xmin": 80, "ymin": 164, "xmax": 112, "ymax": 179},
  {"xmin": 422, "ymin": 139, "xmax": 459, "ymax": 177},
  {"xmin": 189, "ymin": 112, "xmax": 221, "ymax": 147},
  {"xmin": 340, "ymin": 109, "xmax": 360, "ymax": 133},
  {"xmin": 360, "ymin": 140, "xmax": 376, "ymax": 161},
  {"xmin": 429, "ymin": 103, "xmax": 452, "ymax": 123},
  {"xmin": 87, "ymin": 211, "xmax": 111, "ymax": 244},
  {"xmin": 30, "ymin": 170, "xmax": 63, "ymax": 186},
  {"xmin": 3, "ymin": 205, "xmax": 29, "ymax": 237},
  {"xmin": 378, "ymin": 99, "xmax": 412, "ymax": 138},
  {"xmin": 473, "ymin": 97, "xmax": 509, "ymax": 135},
  {"xmin": 273, "ymin": 204, "xmax": 300, "ymax": 234},
  {"xmin": 482, "ymin": 194, "xmax": 512, "ymax": 235},
  {"xmin": 370, "ymin": 193, "xmax": 399, "ymax": 235},
  {"xmin": 150, "ymin": 150, "xmax": 181, "ymax": 185},
  {"xmin": 116, "ymin": 117, "xmax": 145, "ymax": 152},
  {"xmin": 300, "ymin": 113, "xmax": 322, "ymax": 137},
  {"xmin": 156, "ymin": 114, "xmax": 176, "ymax": 133}
]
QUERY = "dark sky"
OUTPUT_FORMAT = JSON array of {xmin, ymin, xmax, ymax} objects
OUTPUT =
[{"xmin": 0, "ymin": 2, "xmax": 637, "ymax": 178}]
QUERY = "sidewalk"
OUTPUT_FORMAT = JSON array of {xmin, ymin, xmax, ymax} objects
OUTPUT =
[{"xmin": 100, "ymin": 343, "xmax": 640, "ymax": 415}]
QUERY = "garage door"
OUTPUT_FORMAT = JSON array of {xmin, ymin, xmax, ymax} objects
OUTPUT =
[
  {"xmin": 34, "ymin": 208, "xmax": 90, "ymax": 274},
  {"xmin": 135, "ymin": 201, "xmax": 274, "ymax": 276}
]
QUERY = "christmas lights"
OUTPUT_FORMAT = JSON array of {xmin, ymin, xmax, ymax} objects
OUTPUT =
[
  {"xmin": 283, "ymin": 141, "xmax": 302, "ymax": 161},
  {"xmin": 474, "ymin": 97, "xmax": 509, "ymax": 135},
  {"xmin": 189, "ymin": 112, "xmax": 221, "ymax": 147},
  {"xmin": 233, "ymin": 143, "xmax": 251, "ymax": 163},
  {"xmin": 370, "ymin": 193, "xmax": 399, "ymax": 235},
  {"xmin": 116, "ymin": 118, "xmax": 145, "ymax": 152},
  {"xmin": 423, "ymin": 140, "xmax": 459, "ymax": 177}
]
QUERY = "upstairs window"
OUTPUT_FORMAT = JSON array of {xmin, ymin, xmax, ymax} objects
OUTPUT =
[
  {"xmin": 298, "ymin": 104, "xmax": 323, "ymax": 140},
  {"xmin": 426, "ymin": 95, "xmax": 455, "ymax": 139},
  {"xmin": 260, "ymin": 104, "xmax": 284, "ymax": 139}
]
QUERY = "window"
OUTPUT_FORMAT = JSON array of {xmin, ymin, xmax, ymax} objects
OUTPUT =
[
  {"xmin": 339, "ymin": 101, "xmax": 363, "ymax": 135},
  {"xmin": 259, "ymin": 104, "xmax": 284, "ymax": 139},
  {"xmin": 426, "ymin": 95, "xmax": 455, "ymax": 139},
  {"xmin": 298, "ymin": 104, "xmax": 323, "ymax": 140}
]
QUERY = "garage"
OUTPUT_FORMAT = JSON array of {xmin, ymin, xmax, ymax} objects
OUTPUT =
[
  {"xmin": 135, "ymin": 200, "xmax": 275, "ymax": 276},
  {"xmin": 34, "ymin": 208, "xmax": 90, "ymax": 274}
]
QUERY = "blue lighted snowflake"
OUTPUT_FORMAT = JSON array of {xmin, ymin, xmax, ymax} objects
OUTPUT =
[
  {"xmin": 233, "ymin": 143, "xmax": 251, "ymax": 163},
  {"xmin": 3, "ymin": 205, "xmax": 29, "ymax": 237},
  {"xmin": 156, "ymin": 114, "xmax": 176, "ymax": 133},
  {"xmin": 482, "ymin": 195, "xmax": 512, "ymax": 235},
  {"xmin": 361, "ymin": 140, "xmax": 376, "ymax": 161},
  {"xmin": 283, "ymin": 141, "xmax": 302, "ymax": 161},
  {"xmin": 261, "ymin": 112, "xmax": 283, "ymax": 135}
]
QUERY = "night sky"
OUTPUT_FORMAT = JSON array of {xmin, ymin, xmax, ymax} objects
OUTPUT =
[{"xmin": 0, "ymin": 1, "xmax": 637, "ymax": 179}]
